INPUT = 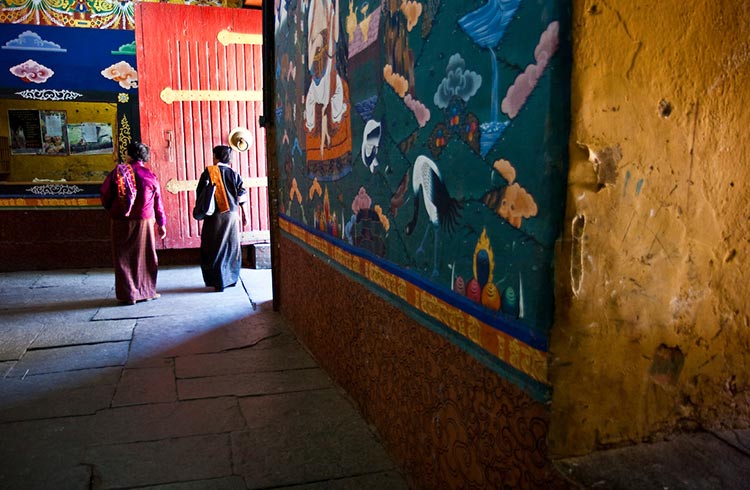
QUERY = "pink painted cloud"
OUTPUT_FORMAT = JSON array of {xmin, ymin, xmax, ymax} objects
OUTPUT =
[
  {"xmin": 404, "ymin": 94, "xmax": 430, "ymax": 127},
  {"xmin": 501, "ymin": 21, "xmax": 560, "ymax": 119},
  {"xmin": 10, "ymin": 59, "xmax": 54, "ymax": 83}
]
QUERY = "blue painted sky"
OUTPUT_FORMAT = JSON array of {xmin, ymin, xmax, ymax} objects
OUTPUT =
[{"xmin": 0, "ymin": 23, "xmax": 136, "ymax": 93}]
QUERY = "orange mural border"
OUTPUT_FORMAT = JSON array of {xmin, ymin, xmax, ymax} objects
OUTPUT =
[{"xmin": 280, "ymin": 217, "xmax": 549, "ymax": 386}]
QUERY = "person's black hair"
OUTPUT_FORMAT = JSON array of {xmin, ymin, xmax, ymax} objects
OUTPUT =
[
  {"xmin": 213, "ymin": 145, "xmax": 232, "ymax": 163},
  {"xmin": 127, "ymin": 141, "xmax": 150, "ymax": 162}
]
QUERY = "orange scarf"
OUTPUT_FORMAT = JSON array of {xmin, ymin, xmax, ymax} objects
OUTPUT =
[{"xmin": 207, "ymin": 165, "xmax": 230, "ymax": 213}]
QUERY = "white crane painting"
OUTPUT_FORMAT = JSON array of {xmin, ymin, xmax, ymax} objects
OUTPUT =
[{"xmin": 405, "ymin": 155, "xmax": 462, "ymax": 277}]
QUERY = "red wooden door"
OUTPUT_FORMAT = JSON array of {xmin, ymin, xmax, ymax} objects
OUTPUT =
[{"xmin": 135, "ymin": 3, "xmax": 267, "ymax": 249}]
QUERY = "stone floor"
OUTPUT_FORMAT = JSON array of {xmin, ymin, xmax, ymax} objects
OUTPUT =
[
  {"xmin": 556, "ymin": 429, "xmax": 750, "ymax": 489},
  {"xmin": 0, "ymin": 266, "xmax": 409, "ymax": 490}
]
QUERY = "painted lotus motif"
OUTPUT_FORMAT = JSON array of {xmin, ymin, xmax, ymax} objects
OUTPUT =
[{"xmin": 10, "ymin": 59, "xmax": 54, "ymax": 83}]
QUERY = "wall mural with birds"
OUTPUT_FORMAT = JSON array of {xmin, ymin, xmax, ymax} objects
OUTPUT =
[{"xmin": 274, "ymin": 0, "xmax": 570, "ymax": 399}]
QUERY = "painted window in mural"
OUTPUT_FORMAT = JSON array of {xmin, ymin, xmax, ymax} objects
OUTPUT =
[{"xmin": 275, "ymin": 0, "xmax": 570, "ymax": 368}]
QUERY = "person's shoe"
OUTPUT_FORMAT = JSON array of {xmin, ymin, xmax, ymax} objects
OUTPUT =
[{"xmin": 146, "ymin": 293, "xmax": 161, "ymax": 301}]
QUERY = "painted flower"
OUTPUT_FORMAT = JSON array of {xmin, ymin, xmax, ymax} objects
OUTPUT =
[{"xmin": 10, "ymin": 59, "xmax": 54, "ymax": 84}]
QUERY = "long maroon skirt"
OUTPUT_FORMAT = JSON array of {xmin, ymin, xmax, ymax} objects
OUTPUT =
[{"xmin": 111, "ymin": 218, "xmax": 158, "ymax": 303}]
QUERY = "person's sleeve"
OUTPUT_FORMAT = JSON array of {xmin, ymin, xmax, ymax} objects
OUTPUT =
[
  {"xmin": 153, "ymin": 179, "xmax": 167, "ymax": 227},
  {"xmin": 100, "ymin": 171, "xmax": 114, "ymax": 209},
  {"xmin": 235, "ymin": 171, "xmax": 248, "ymax": 204},
  {"xmin": 196, "ymin": 169, "xmax": 209, "ymax": 195}
]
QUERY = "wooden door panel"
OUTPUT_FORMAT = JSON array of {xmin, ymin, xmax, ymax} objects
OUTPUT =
[{"xmin": 135, "ymin": 3, "xmax": 266, "ymax": 249}]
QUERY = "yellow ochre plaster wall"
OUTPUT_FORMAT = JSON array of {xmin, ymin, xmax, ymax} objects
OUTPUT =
[{"xmin": 549, "ymin": 0, "xmax": 750, "ymax": 457}]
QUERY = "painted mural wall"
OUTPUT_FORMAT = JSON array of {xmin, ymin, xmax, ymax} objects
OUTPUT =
[
  {"xmin": 0, "ymin": 0, "xmax": 240, "ymax": 208},
  {"xmin": 274, "ymin": 0, "xmax": 571, "ymax": 400},
  {"xmin": 0, "ymin": 2, "xmax": 141, "ymax": 207},
  {"xmin": 550, "ymin": 0, "xmax": 750, "ymax": 457}
]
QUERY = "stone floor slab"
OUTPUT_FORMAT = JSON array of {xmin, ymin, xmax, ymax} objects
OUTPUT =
[
  {"xmin": 84, "ymin": 433, "xmax": 234, "ymax": 489},
  {"xmin": 175, "ymin": 339, "xmax": 316, "ymax": 378},
  {"xmin": 0, "ymin": 360, "xmax": 15, "ymax": 377},
  {"xmin": 90, "ymin": 397, "xmax": 246, "ymax": 445},
  {"xmin": 558, "ymin": 430, "xmax": 750, "ymax": 490},
  {"xmin": 129, "ymin": 316, "xmax": 285, "ymax": 361},
  {"xmin": 233, "ymin": 414, "xmax": 395, "ymax": 489},
  {"xmin": 0, "ymin": 462, "xmax": 91, "ymax": 490},
  {"xmin": 177, "ymin": 367, "xmax": 334, "ymax": 400},
  {"xmin": 712, "ymin": 428, "xmax": 750, "ymax": 451},
  {"xmin": 281, "ymin": 471, "xmax": 410, "ymax": 489},
  {"xmin": 111, "ymin": 365, "xmax": 177, "ymax": 406},
  {"xmin": 11, "ymin": 341, "xmax": 130, "ymax": 375},
  {"xmin": 31, "ymin": 319, "xmax": 135, "ymax": 348},
  {"xmin": 0, "ymin": 271, "xmax": 42, "ymax": 289},
  {"xmin": 0, "ymin": 415, "xmax": 94, "ymax": 489},
  {"xmin": 0, "ymin": 267, "xmax": 409, "ymax": 490},
  {"xmin": 236, "ymin": 388, "xmax": 361, "ymax": 428},
  {"xmin": 0, "ymin": 378, "xmax": 116, "ymax": 422},
  {"xmin": 0, "ymin": 367, "xmax": 119, "ymax": 421},
  {"xmin": 233, "ymin": 389, "xmax": 396, "ymax": 488},
  {"xmin": 0, "ymin": 323, "xmax": 46, "ymax": 360},
  {"xmin": 31, "ymin": 269, "xmax": 92, "ymax": 288},
  {"xmin": 136, "ymin": 476, "xmax": 247, "ymax": 489}
]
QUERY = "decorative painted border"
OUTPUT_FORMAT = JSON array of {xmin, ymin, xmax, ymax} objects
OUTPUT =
[
  {"xmin": 0, "ymin": 182, "xmax": 102, "ymax": 208},
  {"xmin": 280, "ymin": 215, "xmax": 550, "ymax": 401},
  {"xmin": 0, "ymin": 197, "xmax": 100, "ymax": 208}
]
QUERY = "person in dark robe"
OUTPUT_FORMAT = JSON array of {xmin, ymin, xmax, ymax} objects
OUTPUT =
[
  {"xmin": 195, "ymin": 145, "xmax": 247, "ymax": 292},
  {"xmin": 100, "ymin": 141, "xmax": 167, "ymax": 304}
]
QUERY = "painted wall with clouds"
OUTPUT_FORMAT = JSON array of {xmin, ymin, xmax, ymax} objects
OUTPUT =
[{"xmin": 273, "ymin": 0, "xmax": 571, "ymax": 399}]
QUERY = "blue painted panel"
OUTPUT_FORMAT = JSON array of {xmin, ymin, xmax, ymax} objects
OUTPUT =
[{"xmin": 0, "ymin": 24, "xmax": 136, "ymax": 93}]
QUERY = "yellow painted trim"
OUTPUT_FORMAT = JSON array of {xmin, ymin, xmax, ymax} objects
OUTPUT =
[
  {"xmin": 280, "ymin": 219, "xmax": 549, "ymax": 385},
  {"xmin": 160, "ymin": 87, "xmax": 262, "ymax": 104},
  {"xmin": 217, "ymin": 30, "xmax": 263, "ymax": 46},
  {"xmin": 165, "ymin": 177, "xmax": 268, "ymax": 194},
  {"xmin": 0, "ymin": 198, "xmax": 100, "ymax": 207}
]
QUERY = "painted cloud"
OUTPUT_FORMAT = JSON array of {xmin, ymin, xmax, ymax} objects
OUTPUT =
[
  {"xmin": 501, "ymin": 21, "xmax": 560, "ymax": 119},
  {"xmin": 434, "ymin": 53, "xmax": 482, "ymax": 109},
  {"xmin": 10, "ymin": 60, "xmax": 54, "ymax": 84},
  {"xmin": 111, "ymin": 41, "xmax": 136, "ymax": 56},
  {"xmin": 384, "ymin": 64, "xmax": 408, "ymax": 98},
  {"xmin": 101, "ymin": 61, "xmax": 138, "ymax": 89},
  {"xmin": 400, "ymin": 1, "xmax": 423, "ymax": 32},
  {"xmin": 404, "ymin": 94, "xmax": 430, "ymax": 127},
  {"xmin": 2, "ymin": 31, "xmax": 66, "ymax": 52}
]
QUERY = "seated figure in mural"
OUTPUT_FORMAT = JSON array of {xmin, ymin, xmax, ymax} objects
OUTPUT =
[
  {"xmin": 304, "ymin": 0, "xmax": 352, "ymax": 180},
  {"xmin": 100, "ymin": 142, "xmax": 167, "ymax": 305}
]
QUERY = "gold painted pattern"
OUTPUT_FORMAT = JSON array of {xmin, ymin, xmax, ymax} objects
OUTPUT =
[
  {"xmin": 217, "ymin": 29, "xmax": 263, "ymax": 46},
  {"xmin": 0, "ymin": 198, "xmax": 99, "ymax": 207},
  {"xmin": 118, "ymin": 114, "xmax": 131, "ymax": 164},
  {"xmin": 165, "ymin": 176, "xmax": 268, "ymax": 194},
  {"xmin": 159, "ymin": 87, "xmax": 262, "ymax": 104},
  {"xmin": 280, "ymin": 218, "xmax": 549, "ymax": 384}
]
